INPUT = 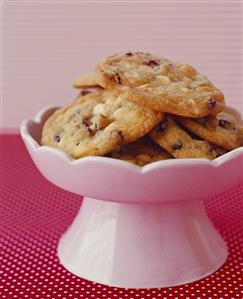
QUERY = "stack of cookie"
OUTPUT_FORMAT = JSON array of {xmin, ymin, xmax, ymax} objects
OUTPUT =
[{"xmin": 41, "ymin": 52, "xmax": 243, "ymax": 166}]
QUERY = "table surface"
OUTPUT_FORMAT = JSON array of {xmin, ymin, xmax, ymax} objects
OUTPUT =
[{"xmin": 0, "ymin": 135, "xmax": 242, "ymax": 299}]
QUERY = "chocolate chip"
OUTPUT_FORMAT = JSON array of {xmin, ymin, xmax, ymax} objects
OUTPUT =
[
  {"xmin": 125, "ymin": 52, "xmax": 133, "ymax": 56},
  {"xmin": 218, "ymin": 119, "xmax": 231, "ymax": 128},
  {"xmin": 172, "ymin": 142, "xmax": 183, "ymax": 151},
  {"xmin": 80, "ymin": 90, "xmax": 91, "ymax": 96},
  {"xmin": 144, "ymin": 60, "xmax": 159, "ymax": 67},
  {"xmin": 111, "ymin": 73, "xmax": 122, "ymax": 84},
  {"xmin": 208, "ymin": 98, "xmax": 216, "ymax": 108},
  {"xmin": 155, "ymin": 119, "xmax": 168, "ymax": 132},
  {"xmin": 54, "ymin": 135, "xmax": 61, "ymax": 143}
]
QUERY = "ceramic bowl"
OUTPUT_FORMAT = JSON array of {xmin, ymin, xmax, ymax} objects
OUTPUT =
[{"xmin": 20, "ymin": 106, "xmax": 242, "ymax": 288}]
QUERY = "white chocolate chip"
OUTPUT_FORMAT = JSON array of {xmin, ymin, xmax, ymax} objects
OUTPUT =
[
  {"xmin": 156, "ymin": 75, "xmax": 170, "ymax": 85},
  {"xmin": 93, "ymin": 104, "xmax": 106, "ymax": 115}
]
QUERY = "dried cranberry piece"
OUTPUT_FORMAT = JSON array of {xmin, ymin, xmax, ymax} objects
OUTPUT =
[
  {"xmin": 82, "ymin": 120, "xmax": 92, "ymax": 133},
  {"xmin": 155, "ymin": 119, "xmax": 168, "ymax": 132},
  {"xmin": 80, "ymin": 90, "xmax": 91, "ymax": 96},
  {"xmin": 172, "ymin": 142, "xmax": 183, "ymax": 151},
  {"xmin": 54, "ymin": 135, "xmax": 61, "ymax": 143},
  {"xmin": 82, "ymin": 120, "xmax": 89, "ymax": 127},
  {"xmin": 208, "ymin": 98, "xmax": 216, "ymax": 108},
  {"xmin": 144, "ymin": 60, "xmax": 159, "ymax": 67},
  {"xmin": 110, "ymin": 73, "xmax": 122, "ymax": 84},
  {"xmin": 218, "ymin": 119, "xmax": 231, "ymax": 128},
  {"xmin": 125, "ymin": 52, "xmax": 133, "ymax": 56}
]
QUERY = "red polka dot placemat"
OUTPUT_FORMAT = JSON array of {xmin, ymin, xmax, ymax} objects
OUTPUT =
[{"xmin": 0, "ymin": 135, "xmax": 242, "ymax": 299}]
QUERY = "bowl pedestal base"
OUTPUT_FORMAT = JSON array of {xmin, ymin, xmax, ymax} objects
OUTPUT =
[{"xmin": 57, "ymin": 197, "xmax": 228, "ymax": 288}]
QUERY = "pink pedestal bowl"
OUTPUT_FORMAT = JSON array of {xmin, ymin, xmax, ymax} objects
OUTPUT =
[{"xmin": 20, "ymin": 106, "xmax": 243, "ymax": 288}]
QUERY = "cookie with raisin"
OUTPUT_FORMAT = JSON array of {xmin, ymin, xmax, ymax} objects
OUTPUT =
[
  {"xmin": 41, "ymin": 90, "xmax": 163, "ymax": 158},
  {"xmin": 95, "ymin": 52, "xmax": 225, "ymax": 117},
  {"xmin": 149, "ymin": 115, "xmax": 217, "ymax": 159},
  {"xmin": 176, "ymin": 110, "xmax": 243, "ymax": 150}
]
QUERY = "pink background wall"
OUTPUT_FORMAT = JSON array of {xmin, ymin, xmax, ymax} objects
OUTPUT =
[{"xmin": 2, "ymin": 1, "xmax": 242, "ymax": 129}]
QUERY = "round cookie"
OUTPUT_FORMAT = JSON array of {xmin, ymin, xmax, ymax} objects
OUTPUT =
[
  {"xmin": 41, "ymin": 90, "xmax": 163, "ymax": 158},
  {"xmin": 149, "ymin": 116, "xmax": 217, "ymax": 159},
  {"xmin": 109, "ymin": 137, "xmax": 172, "ymax": 166},
  {"xmin": 95, "ymin": 52, "xmax": 225, "ymax": 117},
  {"xmin": 176, "ymin": 111, "xmax": 243, "ymax": 150}
]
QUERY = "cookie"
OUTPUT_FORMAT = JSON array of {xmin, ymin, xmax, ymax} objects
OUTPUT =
[
  {"xmin": 109, "ymin": 137, "xmax": 172, "ymax": 166},
  {"xmin": 95, "ymin": 52, "xmax": 225, "ymax": 117},
  {"xmin": 41, "ymin": 90, "xmax": 163, "ymax": 158},
  {"xmin": 73, "ymin": 73, "xmax": 99, "ymax": 88},
  {"xmin": 175, "ymin": 111, "xmax": 243, "ymax": 150},
  {"xmin": 149, "ymin": 116, "xmax": 217, "ymax": 159}
]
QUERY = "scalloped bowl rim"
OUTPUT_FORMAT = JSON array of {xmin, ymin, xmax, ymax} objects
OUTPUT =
[{"xmin": 20, "ymin": 105, "xmax": 243, "ymax": 174}]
